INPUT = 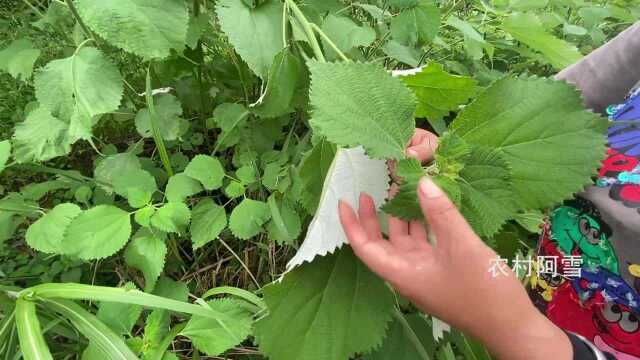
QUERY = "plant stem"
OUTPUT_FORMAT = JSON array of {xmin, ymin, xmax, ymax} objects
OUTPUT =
[
  {"xmin": 145, "ymin": 66, "xmax": 174, "ymax": 177},
  {"xmin": 64, "ymin": 0, "xmax": 96, "ymax": 43},
  {"xmin": 283, "ymin": 0, "xmax": 325, "ymax": 62},
  {"xmin": 218, "ymin": 239, "xmax": 260, "ymax": 289},
  {"xmin": 21, "ymin": 0, "xmax": 44, "ymax": 17},
  {"xmin": 310, "ymin": 23, "xmax": 350, "ymax": 62},
  {"xmin": 393, "ymin": 309, "xmax": 431, "ymax": 360}
]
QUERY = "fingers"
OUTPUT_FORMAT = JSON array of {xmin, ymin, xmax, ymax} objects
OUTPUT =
[
  {"xmin": 409, "ymin": 220, "xmax": 428, "ymax": 243},
  {"xmin": 416, "ymin": 177, "xmax": 478, "ymax": 246},
  {"xmin": 406, "ymin": 129, "xmax": 439, "ymax": 164},
  {"xmin": 358, "ymin": 193, "xmax": 382, "ymax": 240},
  {"xmin": 338, "ymin": 200, "xmax": 396, "ymax": 276}
]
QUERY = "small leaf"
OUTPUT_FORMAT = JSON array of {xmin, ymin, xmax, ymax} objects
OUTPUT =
[
  {"xmin": 308, "ymin": 61, "xmax": 416, "ymax": 159},
  {"xmin": 391, "ymin": 1, "xmax": 440, "ymax": 46},
  {"xmin": 211, "ymin": 103, "xmax": 250, "ymax": 151},
  {"xmin": 75, "ymin": 0, "xmax": 189, "ymax": 59},
  {"xmin": 381, "ymin": 158, "xmax": 426, "ymax": 220},
  {"xmin": 321, "ymin": 15, "xmax": 376, "ymax": 60},
  {"xmin": 190, "ymin": 199, "xmax": 227, "ymax": 249},
  {"xmin": 266, "ymin": 196, "xmax": 301, "ymax": 245},
  {"xmin": 184, "ymin": 155, "xmax": 225, "ymax": 191},
  {"xmin": 228, "ymin": 198, "xmax": 270, "ymax": 240},
  {"xmin": 216, "ymin": 0, "xmax": 284, "ymax": 78},
  {"xmin": 12, "ymin": 107, "xmax": 70, "ymax": 163},
  {"xmin": 288, "ymin": 147, "xmax": 389, "ymax": 269},
  {"xmin": 181, "ymin": 299, "xmax": 253, "ymax": 356},
  {"xmin": 112, "ymin": 168, "xmax": 157, "ymax": 208},
  {"xmin": 151, "ymin": 202, "xmax": 191, "ymax": 234},
  {"xmin": 94, "ymin": 152, "xmax": 142, "ymax": 193},
  {"xmin": 165, "ymin": 173, "xmax": 203, "ymax": 203},
  {"xmin": 134, "ymin": 206, "xmax": 156, "ymax": 228},
  {"xmin": 255, "ymin": 247, "xmax": 395, "ymax": 360},
  {"xmin": 124, "ymin": 229, "xmax": 167, "ymax": 291},
  {"xmin": 62, "ymin": 205, "xmax": 132, "ymax": 260},
  {"xmin": 396, "ymin": 63, "xmax": 478, "ymax": 120},
  {"xmin": 135, "ymin": 94, "xmax": 189, "ymax": 141},
  {"xmin": 0, "ymin": 38, "xmax": 40, "ymax": 80},
  {"xmin": 26, "ymin": 203, "xmax": 82, "ymax": 254}
]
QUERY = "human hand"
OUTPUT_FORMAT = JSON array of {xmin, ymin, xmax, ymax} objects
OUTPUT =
[
  {"xmin": 405, "ymin": 128, "xmax": 439, "ymax": 163},
  {"xmin": 338, "ymin": 178, "xmax": 572, "ymax": 360}
]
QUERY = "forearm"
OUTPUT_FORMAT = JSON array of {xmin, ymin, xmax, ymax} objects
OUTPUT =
[{"xmin": 555, "ymin": 22, "xmax": 640, "ymax": 113}]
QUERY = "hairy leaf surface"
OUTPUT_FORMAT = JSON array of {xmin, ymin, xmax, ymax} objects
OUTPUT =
[
  {"xmin": 190, "ymin": 199, "xmax": 227, "ymax": 249},
  {"xmin": 0, "ymin": 39, "xmax": 40, "ymax": 80}
]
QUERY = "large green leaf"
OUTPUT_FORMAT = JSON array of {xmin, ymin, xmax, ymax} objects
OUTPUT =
[
  {"xmin": 228, "ymin": 198, "xmax": 270, "ymax": 240},
  {"xmin": 190, "ymin": 199, "xmax": 227, "ymax": 249},
  {"xmin": 308, "ymin": 61, "xmax": 416, "ymax": 159},
  {"xmin": 391, "ymin": 1, "xmax": 440, "ymax": 46},
  {"xmin": 216, "ymin": 0, "xmax": 284, "ymax": 78},
  {"xmin": 12, "ymin": 107, "xmax": 70, "ymax": 163},
  {"xmin": 62, "ymin": 205, "xmax": 132, "ymax": 260},
  {"xmin": 502, "ymin": 13, "xmax": 583, "ymax": 69},
  {"xmin": 365, "ymin": 313, "xmax": 436, "ymax": 360},
  {"xmin": 180, "ymin": 299, "xmax": 253, "ymax": 356},
  {"xmin": 34, "ymin": 47, "xmax": 123, "ymax": 141},
  {"xmin": 135, "ymin": 94, "xmax": 189, "ymax": 141},
  {"xmin": 396, "ymin": 63, "xmax": 478, "ymax": 120},
  {"xmin": 15, "ymin": 299, "xmax": 54, "ymax": 360},
  {"xmin": 124, "ymin": 229, "xmax": 167, "ymax": 291},
  {"xmin": 184, "ymin": 155, "xmax": 225, "ymax": 191},
  {"xmin": 255, "ymin": 247, "xmax": 395, "ymax": 360},
  {"xmin": 449, "ymin": 76, "xmax": 607, "ymax": 209},
  {"xmin": 0, "ymin": 38, "xmax": 40, "ymax": 80},
  {"xmin": 75, "ymin": 0, "xmax": 189, "ymax": 59},
  {"xmin": 26, "ymin": 203, "xmax": 82, "ymax": 254}
]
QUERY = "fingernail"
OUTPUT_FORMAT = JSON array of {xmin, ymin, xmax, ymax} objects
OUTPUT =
[
  {"xmin": 419, "ymin": 177, "xmax": 443, "ymax": 199},
  {"xmin": 406, "ymin": 149, "xmax": 418, "ymax": 158}
]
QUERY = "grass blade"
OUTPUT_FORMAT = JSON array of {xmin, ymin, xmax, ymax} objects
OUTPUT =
[
  {"xmin": 145, "ymin": 66, "xmax": 174, "ymax": 177},
  {"xmin": 41, "ymin": 299, "xmax": 138, "ymax": 360},
  {"xmin": 15, "ymin": 299, "xmax": 53, "ymax": 360}
]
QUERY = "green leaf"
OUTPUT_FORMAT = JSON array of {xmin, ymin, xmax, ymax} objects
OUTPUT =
[
  {"xmin": 297, "ymin": 139, "xmax": 337, "ymax": 214},
  {"xmin": 266, "ymin": 196, "xmax": 301, "ymax": 245},
  {"xmin": 75, "ymin": 0, "xmax": 189, "ymax": 59},
  {"xmin": 190, "ymin": 199, "xmax": 227, "ymax": 249},
  {"xmin": 41, "ymin": 298, "xmax": 138, "ymax": 360},
  {"xmin": 95, "ymin": 152, "xmax": 142, "ymax": 193},
  {"xmin": 397, "ymin": 63, "xmax": 478, "ymax": 120},
  {"xmin": 513, "ymin": 210, "xmax": 544, "ymax": 233},
  {"xmin": 446, "ymin": 16, "xmax": 492, "ymax": 60},
  {"xmin": 391, "ymin": 1, "xmax": 440, "ymax": 46},
  {"xmin": 142, "ymin": 278, "xmax": 189, "ymax": 357},
  {"xmin": 180, "ymin": 299, "xmax": 253, "ymax": 356},
  {"xmin": 216, "ymin": 0, "xmax": 284, "ymax": 78},
  {"xmin": 255, "ymin": 247, "xmax": 395, "ymax": 360},
  {"xmin": 124, "ymin": 229, "xmax": 167, "ymax": 291},
  {"xmin": 449, "ymin": 76, "xmax": 608, "ymax": 209},
  {"xmin": 0, "ymin": 140, "xmax": 11, "ymax": 174},
  {"xmin": 381, "ymin": 158, "xmax": 426, "ymax": 220},
  {"xmin": 502, "ymin": 13, "xmax": 583, "ymax": 69},
  {"xmin": 211, "ymin": 103, "xmax": 250, "ymax": 152},
  {"xmin": 135, "ymin": 94, "xmax": 189, "ymax": 141},
  {"xmin": 34, "ymin": 47, "xmax": 123, "ymax": 140},
  {"xmin": 383, "ymin": 41, "xmax": 421, "ymax": 67},
  {"xmin": 26, "ymin": 203, "xmax": 82, "ymax": 254},
  {"xmin": 308, "ymin": 61, "xmax": 416, "ymax": 159},
  {"xmin": 12, "ymin": 107, "xmax": 71, "ymax": 163},
  {"xmin": 151, "ymin": 202, "xmax": 191, "ymax": 234},
  {"xmin": 62, "ymin": 205, "xmax": 132, "ymax": 260},
  {"xmin": 184, "ymin": 155, "xmax": 225, "ymax": 191},
  {"xmin": 165, "ymin": 173, "xmax": 203, "ymax": 203},
  {"xmin": 389, "ymin": 0, "xmax": 420, "ymax": 9},
  {"xmin": 96, "ymin": 282, "xmax": 142, "ymax": 336},
  {"xmin": 15, "ymin": 299, "xmax": 54, "ymax": 360},
  {"xmin": 134, "ymin": 206, "xmax": 155, "ymax": 228},
  {"xmin": 112, "ymin": 169, "xmax": 157, "ymax": 208},
  {"xmin": 364, "ymin": 313, "xmax": 436, "ymax": 360},
  {"xmin": 252, "ymin": 49, "xmax": 304, "ymax": 118},
  {"xmin": 321, "ymin": 15, "xmax": 376, "ymax": 60},
  {"xmin": 228, "ymin": 198, "xmax": 270, "ymax": 240},
  {"xmin": 0, "ymin": 39, "xmax": 40, "ymax": 80},
  {"xmin": 457, "ymin": 147, "xmax": 517, "ymax": 237}
]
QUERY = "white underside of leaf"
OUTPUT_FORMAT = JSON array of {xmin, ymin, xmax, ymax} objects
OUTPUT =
[
  {"xmin": 287, "ymin": 147, "xmax": 389, "ymax": 270},
  {"xmin": 391, "ymin": 67, "xmax": 423, "ymax": 77}
]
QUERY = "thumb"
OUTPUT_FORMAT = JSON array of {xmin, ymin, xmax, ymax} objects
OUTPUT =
[{"xmin": 416, "ymin": 177, "xmax": 477, "ymax": 244}]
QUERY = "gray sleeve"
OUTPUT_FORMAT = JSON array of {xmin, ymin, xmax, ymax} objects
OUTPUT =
[{"xmin": 554, "ymin": 22, "xmax": 640, "ymax": 113}]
